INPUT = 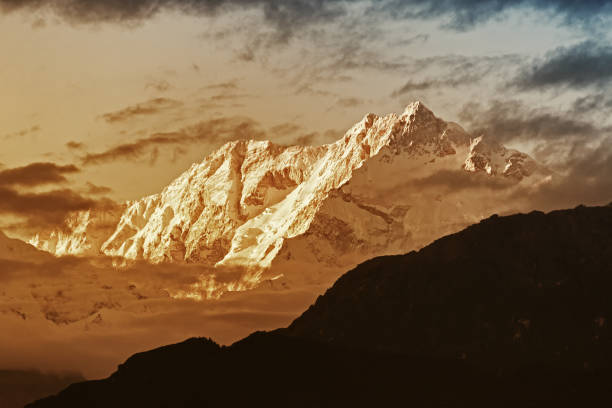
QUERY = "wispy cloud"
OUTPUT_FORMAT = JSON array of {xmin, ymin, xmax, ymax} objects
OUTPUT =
[
  {"xmin": 3, "ymin": 125, "xmax": 40, "ymax": 140},
  {"xmin": 82, "ymin": 117, "xmax": 265, "ymax": 165},
  {"xmin": 100, "ymin": 98, "xmax": 183, "ymax": 124},
  {"xmin": 145, "ymin": 79, "xmax": 173, "ymax": 92}
]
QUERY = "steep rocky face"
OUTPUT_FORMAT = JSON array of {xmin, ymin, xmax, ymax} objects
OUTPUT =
[
  {"xmin": 31, "ymin": 102, "xmax": 549, "ymax": 294},
  {"xmin": 29, "ymin": 206, "xmax": 124, "ymax": 257}
]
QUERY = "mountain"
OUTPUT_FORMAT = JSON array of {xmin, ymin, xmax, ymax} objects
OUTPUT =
[
  {"xmin": 0, "ymin": 230, "xmax": 50, "ymax": 263},
  {"xmin": 286, "ymin": 203, "xmax": 612, "ymax": 366},
  {"xmin": 0, "ymin": 370, "xmax": 84, "ymax": 408},
  {"xmin": 27, "ymin": 203, "xmax": 612, "ymax": 407},
  {"xmin": 31, "ymin": 102, "xmax": 550, "ymax": 296},
  {"xmin": 29, "ymin": 206, "xmax": 125, "ymax": 257}
]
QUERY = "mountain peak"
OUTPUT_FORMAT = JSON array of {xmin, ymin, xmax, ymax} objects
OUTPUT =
[
  {"xmin": 401, "ymin": 100, "xmax": 434, "ymax": 119},
  {"xmin": 29, "ymin": 103, "xmax": 548, "ymax": 299}
]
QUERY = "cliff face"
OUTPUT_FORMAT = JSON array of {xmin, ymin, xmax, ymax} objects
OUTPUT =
[{"xmin": 31, "ymin": 102, "xmax": 549, "ymax": 295}]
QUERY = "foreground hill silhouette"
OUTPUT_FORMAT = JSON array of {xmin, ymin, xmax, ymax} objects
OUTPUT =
[{"xmin": 28, "ymin": 203, "xmax": 612, "ymax": 407}]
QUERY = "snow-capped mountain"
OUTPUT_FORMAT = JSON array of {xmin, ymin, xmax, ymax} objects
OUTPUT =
[{"xmin": 30, "ymin": 102, "xmax": 550, "ymax": 295}]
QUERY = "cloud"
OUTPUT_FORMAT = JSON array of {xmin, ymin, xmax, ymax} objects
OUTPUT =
[
  {"xmin": 0, "ymin": 162, "xmax": 79, "ymax": 187},
  {"xmin": 453, "ymin": 98, "xmax": 612, "ymax": 209},
  {"xmin": 510, "ymin": 136, "xmax": 612, "ymax": 210},
  {"xmin": 512, "ymin": 40, "xmax": 612, "ymax": 90},
  {"xmin": 336, "ymin": 97, "xmax": 364, "ymax": 108},
  {"xmin": 1, "ymin": 1, "xmax": 609, "ymax": 34},
  {"xmin": 210, "ymin": 93, "xmax": 251, "ymax": 101},
  {"xmin": 291, "ymin": 129, "xmax": 342, "ymax": 146},
  {"xmin": 391, "ymin": 53, "xmax": 525, "ymax": 98},
  {"xmin": 572, "ymin": 93, "xmax": 612, "ymax": 113},
  {"xmin": 269, "ymin": 123, "xmax": 302, "ymax": 136},
  {"xmin": 0, "ymin": 187, "xmax": 100, "ymax": 227},
  {"xmin": 391, "ymin": 33, "xmax": 429, "ymax": 47},
  {"xmin": 65, "ymin": 141, "xmax": 85, "ymax": 150},
  {"xmin": 392, "ymin": 76, "xmax": 476, "ymax": 96},
  {"xmin": 0, "ymin": 162, "xmax": 115, "ymax": 230},
  {"xmin": 100, "ymin": 98, "xmax": 183, "ymax": 124},
  {"xmin": 30, "ymin": 17, "xmax": 47, "ymax": 29},
  {"xmin": 81, "ymin": 117, "xmax": 265, "ymax": 165},
  {"xmin": 0, "ymin": 250, "xmax": 319, "ymax": 379},
  {"xmin": 145, "ymin": 79, "xmax": 173, "ymax": 92},
  {"xmin": 458, "ymin": 99, "xmax": 607, "ymax": 147},
  {"xmin": 84, "ymin": 182, "xmax": 113, "ymax": 195},
  {"xmin": 3, "ymin": 125, "xmax": 40, "ymax": 140},
  {"xmin": 375, "ymin": 0, "xmax": 612, "ymax": 31},
  {"xmin": 203, "ymin": 80, "xmax": 240, "ymax": 91}
]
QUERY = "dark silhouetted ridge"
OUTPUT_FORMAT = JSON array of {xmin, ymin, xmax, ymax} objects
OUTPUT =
[{"xmin": 28, "ymin": 203, "xmax": 612, "ymax": 408}]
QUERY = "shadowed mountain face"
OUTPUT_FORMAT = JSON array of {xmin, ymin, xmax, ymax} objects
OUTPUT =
[
  {"xmin": 287, "ymin": 204, "xmax": 612, "ymax": 369},
  {"xmin": 0, "ymin": 370, "xmax": 84, "ymax": 408},
  {"xmin": 28, "ymin": 204, "xmax": 612, "ymax": 408}
]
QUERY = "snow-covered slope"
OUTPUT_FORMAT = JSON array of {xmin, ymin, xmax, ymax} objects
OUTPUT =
[
  {"xmin": 30, "ymin": 102, "xmax": 550, "ymax": 294},
  {"xmin": 29, "ymin": 206, "xmax": 124, "ymax": 257}
]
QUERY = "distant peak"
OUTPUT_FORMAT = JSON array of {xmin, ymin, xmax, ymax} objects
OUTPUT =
[{"xmin": 402, "ymin": 101, "xmax": 433, "ymax": 118}]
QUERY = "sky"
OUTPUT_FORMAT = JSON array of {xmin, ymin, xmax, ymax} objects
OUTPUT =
[{"xmin": 1, "ymin": 0, "xmax": 612, "ymax": 238}]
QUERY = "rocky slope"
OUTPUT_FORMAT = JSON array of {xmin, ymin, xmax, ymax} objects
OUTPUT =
[
  {"xmin": 31, "ymin": 102, "xmax": 550, "ymax": 295},
  {"xmin": 27, "ymin": 203, "xmax": 612, "ymax": 408}
]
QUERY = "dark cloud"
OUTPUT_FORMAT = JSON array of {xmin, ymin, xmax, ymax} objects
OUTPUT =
[
  {"xmin": 0, "ymin": 187, "xmax": 99, "ymax": 226},
  {"xmin": 393, "ymin": 53, "xmax": 523, "ymax": 92},
  {"xmin": 513, "ymin": 40, "xmax": 612, "ymax": 90},
  {"xmin": 1, "ymin": 1, "xmax": 609, "ymax": 35},
  {"xmin": 391, "ymin": 33, "xmax": 429, "ymax": 47},
  {"xmin": 66, "ymin": 141, "xmax": 85, "ymax": 150},
  {"xmin": 84, "ymin": 182, "xmax": 113, "ymax": 195},
  {"xmin": 81, "ymin": 117, "xmax": 265, "ymax": 165},
  {"xmin": 100, "ymin": 98, "xmax": 182, "ymax": 124},
  {"xmin": 3, "ymin": 125, "xmax": 40, "ymax": 140},
  {"xmin": 572, "ymin": 93, "xmax": 612, "ymax": 113},
  {"xmin": 458, "ymin": 99, "xmax": 608, "ymax": 147},
  {"xmin": 455, "ymin": 98, "xmax": 612, "ymax": 209},
  {"xmin": 204, "ymin": 80, "xmax": 239, "ymax": 91},
  {"xmin": 336, "ymin": 97, "xmax": 364, "ymax": 108},
  {"xmin": 210, "ymin": 93, "xmax": 251, "ymax": 101},
  {"xmin": 392, "ymin": 76, "xmax": 476, "ymax": 96},
  {"xmin": 511, "ymin": 136, "xmax": 612, "ymax": 210},
  {"xmin": 0, "ymin": 162, "xmax": 79, "ymax": 187},
  {"xmin": 374, "ymin": 0, "xmax": 612, "ymax": 31}
]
